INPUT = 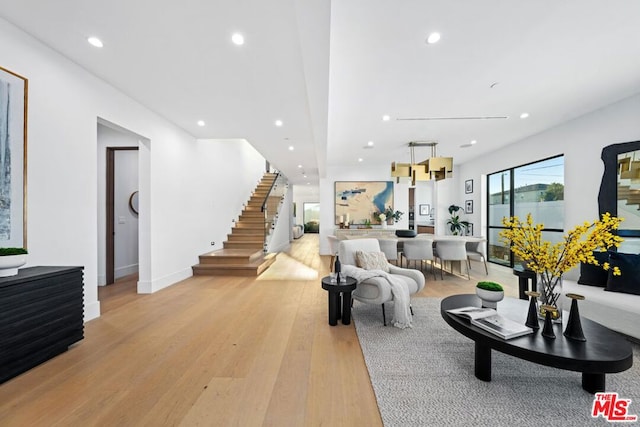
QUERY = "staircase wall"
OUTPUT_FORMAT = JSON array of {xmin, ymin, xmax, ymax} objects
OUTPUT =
[
  {"xmin": 266, "ymin": 184, "xmax": 294, "ymax": 253},
  {"xmin": 195, "ymin": 140, "xmax": 266, "ymax": 243}
]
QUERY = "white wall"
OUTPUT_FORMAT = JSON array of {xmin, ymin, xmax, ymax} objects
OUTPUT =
[
  {"xmin": 1, "ymin": 18, "xmax": 266, "ymax": 321},
  {"xmin": 319, "ymin": 165, "xmax": 409, "ymax": 255},
  {"xmin": 267, "ymin": 185, "xmax": 293, "ymax": 253}
]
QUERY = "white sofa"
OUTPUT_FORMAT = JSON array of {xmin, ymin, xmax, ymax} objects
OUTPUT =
[
  {"xmin": 292, "ymin": 224, "xmax": 304, "ymax": 239},
  {"xmin": 559, "ymin": 240, "xmax": 640, "ymax": 341},
  {"xmin": 562, "ymin": 279, "xmax": 640, "ymax": 342}
]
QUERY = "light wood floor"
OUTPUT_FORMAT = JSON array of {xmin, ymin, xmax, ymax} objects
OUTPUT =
[{"xmin": 0, "ymin": 234, "xmax": 518, "ymax": 427}]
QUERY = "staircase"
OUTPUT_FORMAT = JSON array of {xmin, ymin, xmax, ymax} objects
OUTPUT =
[{"xmin": 192, "ymin": 173, "xmax": 279, "ymax": 276}]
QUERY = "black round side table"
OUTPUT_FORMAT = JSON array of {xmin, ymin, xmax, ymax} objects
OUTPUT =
[{"xmin": 321, "ymin": 276, "xmax": 357, "ymax": 326}]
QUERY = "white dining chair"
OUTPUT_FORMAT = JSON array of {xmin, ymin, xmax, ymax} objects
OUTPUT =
[
  {"xmin": 377, "ymin": 238, "xmax": 400, "ymax": 266},
  {"xmin": 466, "ymin": 240, "xmax": 488, "ymax": 274},
  {"xmin": 402, "ymin": 239, "xmax": 436, "ymax": 280},
  {"xmin": 434, "ymin": 240, "xmax": 470, "ymax": 279}
]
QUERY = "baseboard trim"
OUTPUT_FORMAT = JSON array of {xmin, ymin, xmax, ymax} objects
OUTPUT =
[
  {"xmin": 115, "ymin": 263, "xmax": 139, "ymax": 279},
  {"xmin": 137, "ymin": 268, "xmax": 192, "ymax": 294},
  {"xmin": 84, "ymin": 300, "xmax": 101, "ymax": 322}
]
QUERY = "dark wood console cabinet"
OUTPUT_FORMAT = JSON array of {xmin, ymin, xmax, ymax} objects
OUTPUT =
[
  {"xmin": 417, "ymin": 225, "xmax": 435, "ymax": 234},
  {"xmin": 0, "ymin": 266, "xmax": 84, "ymax": 384}
]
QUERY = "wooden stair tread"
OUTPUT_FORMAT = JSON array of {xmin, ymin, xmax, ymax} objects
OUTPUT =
[
  {"xmin": 200, "ymin": 248, "xmax": 263, "ymax": 258},
  {"xmin": 192, "ymin": 253, "xmax": 277, "ymax": 276}
]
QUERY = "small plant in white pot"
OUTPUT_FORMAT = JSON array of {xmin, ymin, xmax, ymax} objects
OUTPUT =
[
  {"xmin": 0, "ymin": 247, "xmax": 28, "ymax": 277},
  {"xmin": 476, "ymin": 281, "xmax": 504, "ymax": 309}
]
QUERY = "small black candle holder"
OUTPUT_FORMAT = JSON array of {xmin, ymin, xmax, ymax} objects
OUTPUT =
[
  {"xmin": 525, "ymin": 290, "xmax": 540, "ymax": 330},
  {"xmin": 563, "ymin": 293, "xmax": 586, "ymax": 342},
  {"xmin": 541, "ymin": 304, "xmax": 557, "ymax": 339}
]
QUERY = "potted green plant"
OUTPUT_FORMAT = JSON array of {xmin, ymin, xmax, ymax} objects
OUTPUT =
[
  {"xmin": 0, "ymin": 247, "xmax": 28, "ymax": 277},
  {"xmin": 476, "ymin": 281, "xmax": 504, "ymax": 308},
  {"xmin": 446, "ymin": 204, "xmax": 470, "ymax": 235},
  {"xmin": 383, "ymin": 206, "xmax": 404, "ymax": 223}
]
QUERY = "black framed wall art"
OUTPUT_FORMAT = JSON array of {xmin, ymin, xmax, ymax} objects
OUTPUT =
[
  {"xmin": 465, "ymin": 179, "xmax": 473, "ymax": 194},
  {"xmin": 0, "ymin": 66, "xmax": 28, "ymax": 249}
]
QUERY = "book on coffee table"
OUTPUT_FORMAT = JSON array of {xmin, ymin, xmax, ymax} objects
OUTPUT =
[{"xmin": 446, "ymin": 306, "xmax": 533, "ymax": 340}]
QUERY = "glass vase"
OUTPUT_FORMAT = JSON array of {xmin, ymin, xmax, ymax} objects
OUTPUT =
[{"xmin": 537, "ymin": 273, "xmax": 562, "ymax": 323}]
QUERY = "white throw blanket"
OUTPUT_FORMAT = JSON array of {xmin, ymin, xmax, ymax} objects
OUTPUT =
[{"xmin": 341, "ymin": 265, "xmax": 412, "ymax": 329}]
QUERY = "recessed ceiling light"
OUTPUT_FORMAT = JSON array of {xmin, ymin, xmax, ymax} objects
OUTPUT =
[
  {"xmin": 303, "ymin": 175, "xmax": 307, "ymax": 178},
  {"xmin": 426, "ymin": 32, "xmax": 441, "ymax": 44},
  {"xmin": 367, "ymin": 141, "xmax": 374, "ymax": 146},
  {"xmin": 520, "ymin": 112, "xmax": 530, "ymax": 119},
  {"xmin": 470, "ymin": 140, "xmax": 477, "ymax": 145},
  {"xmin": 275, "ymin": 119, "xmax": 283, "ymax": 127},
  {"xmin": 382, "ymin": 115, "xmax": 391, "ymax": 121},
  {"xmin": 87, "ymin": 37, "xmax": 103, "ymax": 48},
  {"xmin": 288, "ymin": 146, "xmax": 294, "ymax": 151},
  {"xmin": 358, "ymin": 158, "xmax": 364, "ymax": 162},
  {"xmin": 197, "ymin": 120, "xmax": 205, "ymax": 127},
  {"xmin": 298, "ymin": 164, "xmax": 302, "ymax": 168},
  {"xmin": 231, "ymin": 33, "xmax": 245, "ymax": 45}
]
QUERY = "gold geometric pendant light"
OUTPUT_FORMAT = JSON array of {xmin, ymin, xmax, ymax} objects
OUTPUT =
[
  {"xmin": 390, "ymin": 141, "xmax": 453, "ymax": 185},
  {"xmin": 391, "ymin": 161, "xmax": 412, "ymax": 183}
]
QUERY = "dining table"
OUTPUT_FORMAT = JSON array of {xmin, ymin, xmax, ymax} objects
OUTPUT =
[
  {"xmin": 400, "ymin": 234, "xmax": 486, "ymax": 243},
  {"xmin": 373, "ymin": 233, "xmax": 486, "ymax": 272}
]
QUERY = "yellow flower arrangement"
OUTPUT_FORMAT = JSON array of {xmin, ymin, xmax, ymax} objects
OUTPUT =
[
  {"xmin": 499, "ymin": 213, "xmax": 624, "ymax": 320},
  {"xmin": 499, "ymin": 213, "xmax": 624, "ymax": 278}
]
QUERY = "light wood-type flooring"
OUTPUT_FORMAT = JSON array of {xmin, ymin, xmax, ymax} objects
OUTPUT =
[{"xmin": 0, "ymin": 234, "xmax": 518, "ymax": 426}]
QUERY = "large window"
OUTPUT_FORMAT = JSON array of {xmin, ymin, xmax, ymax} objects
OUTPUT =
[{"xmin": 487, "ymin": 155, "xmax": 564, "ymax": 267}]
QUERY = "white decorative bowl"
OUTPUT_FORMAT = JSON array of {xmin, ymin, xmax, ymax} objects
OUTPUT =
[
  {"xmin": 476, "ymin": 288, "xmax": 504, "ymax": 309},
  {"xmin": 0, "ymin": 254, "xmax": 27, "ymax": 277}
]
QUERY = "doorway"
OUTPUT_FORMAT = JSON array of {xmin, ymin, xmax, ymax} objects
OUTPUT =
[
  {"xmin": 97, "ymin": 122, "xmax": 141, "ymax": 287},
  {"xmin": 303, "ymin": 202, "xmax": 320, "ymax": 233},
  {"xmin": 106, "ymin": 147, "xmax": 139, "ymax": 285}
]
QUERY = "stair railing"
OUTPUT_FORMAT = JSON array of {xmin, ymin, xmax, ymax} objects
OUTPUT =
[{"xmin": 261, "ymin": 172, "xmax": 287, "ymax": 251}]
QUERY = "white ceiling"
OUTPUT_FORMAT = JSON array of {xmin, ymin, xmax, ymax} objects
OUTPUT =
[{"xmin": 2, "ymin": 0, "xmax": 640, "ymax": 185}]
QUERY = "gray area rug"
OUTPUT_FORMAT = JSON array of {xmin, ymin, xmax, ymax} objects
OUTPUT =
[{"xmin": 352, "ymin": 297, "xmax": 640, "ymax": 426}]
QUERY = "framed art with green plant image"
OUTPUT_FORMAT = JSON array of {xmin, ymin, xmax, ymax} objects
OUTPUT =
[
  {"xmin": 446, "ymin": 204, "xmax": 470, "ymax": 235},
  {"xmin": 0, "ymin": 66, "xmax": 28, "ymax": 249}
]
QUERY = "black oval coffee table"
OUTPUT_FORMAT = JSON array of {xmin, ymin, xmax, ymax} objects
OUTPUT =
[{"xmin": 440, "ymin": 294, "xmax": 633, "ymax": 393}]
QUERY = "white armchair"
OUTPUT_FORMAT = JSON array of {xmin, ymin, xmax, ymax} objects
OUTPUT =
[{"xmin": 338, "ymin": 238, "xmax": 425, "ymax": 325}]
